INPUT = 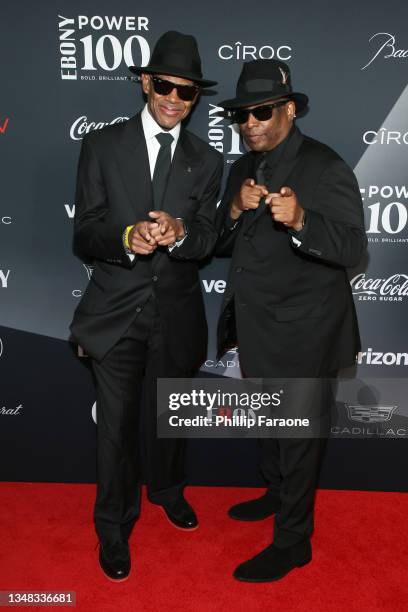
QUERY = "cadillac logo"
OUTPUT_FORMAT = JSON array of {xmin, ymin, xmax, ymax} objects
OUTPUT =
[{"xmin": 346, "ymin": 404, "xmax": 397, "ymax": 423}]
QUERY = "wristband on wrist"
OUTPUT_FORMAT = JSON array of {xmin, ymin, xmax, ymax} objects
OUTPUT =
[{"xmin": 123, "ymin": 224, "xmax": 135, "ymax": 253}]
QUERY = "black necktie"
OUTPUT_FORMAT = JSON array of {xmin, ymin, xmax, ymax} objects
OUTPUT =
[
  {"xmin": 256, "ymin": 153, "xmax": 267, "ymax": 186},
  {"xmin": 152, "ymin": 132, "xmax": 174, "ymax": 209},
  {"xmin": 248, "ymin": 153, "xmax": 267, "ymax": 219}
]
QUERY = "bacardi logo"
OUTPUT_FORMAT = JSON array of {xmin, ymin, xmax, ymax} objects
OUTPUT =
[{"xmin": 362, "ymin": 33, "xmax": 408, "ymax": 70}]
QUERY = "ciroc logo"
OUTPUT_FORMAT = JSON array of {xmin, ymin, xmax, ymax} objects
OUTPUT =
[{"xmin": 218, "ymin": 42, "xmax": 292, "ymax": 61}]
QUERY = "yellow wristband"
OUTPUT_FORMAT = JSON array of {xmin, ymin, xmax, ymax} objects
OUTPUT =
[{"xmin": 123, "ymin": 225, "xmax": 135, "ymax": 251}]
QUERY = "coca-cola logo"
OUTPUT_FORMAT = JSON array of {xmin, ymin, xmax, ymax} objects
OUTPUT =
[
  {"xmin": 70, "ymin": 115, "xmax": 128, "ymax": 140},
  {"xmin": 350, "ymin": 273, "xmax": 408, "ymax": 302}
]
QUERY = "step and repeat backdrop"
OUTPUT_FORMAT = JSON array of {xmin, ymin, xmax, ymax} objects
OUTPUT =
[{"xmin": 1, "ymin": 0, "xmax": 407, "ymax": 490}]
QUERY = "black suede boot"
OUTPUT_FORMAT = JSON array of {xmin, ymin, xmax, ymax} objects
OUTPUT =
[
  {"xmin": 234, "ymin": 540, "xmax": 312, "ymax": 582},
  {"xmin": 228, "ymin": 490, "xmax": 280, "ymax": 521}
]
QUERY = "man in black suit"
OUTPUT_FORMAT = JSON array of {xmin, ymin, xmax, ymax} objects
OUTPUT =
[
  {"xmin": 216, "ymin": 59, "xmax": 366, "ymax": 582},
  {"xmin": 70, "ymin": 31, "xmax": 223, "ymax": 581}
]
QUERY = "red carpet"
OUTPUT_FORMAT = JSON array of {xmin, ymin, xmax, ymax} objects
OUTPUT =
[{"xmin": 0, "ymin": 484, "xmax": 407, "ymax": 611}]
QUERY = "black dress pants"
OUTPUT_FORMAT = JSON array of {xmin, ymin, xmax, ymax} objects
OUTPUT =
[
  {"xmin": 240, "ymin": 360, "xmax": 335, "ymax": 549},
  {"xmin": 258, "ymin": 376, "xmax": 335, "ymax": 548},
  {"xmin": 91, "ymin": 298, "xmax": 192, "ymax": 545}
]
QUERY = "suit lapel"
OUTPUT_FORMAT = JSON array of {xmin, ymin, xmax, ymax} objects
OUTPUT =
[
  {"xmin": 245, "ymin": 127, "xmax": 304, "ymax": 232},
  {"xmin": 114, "ymin": 113, "xmax": 153, "ymax": 218}
]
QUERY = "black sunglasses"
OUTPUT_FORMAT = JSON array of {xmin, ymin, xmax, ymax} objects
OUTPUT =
[
  {"xmin": 151, "ymin": 76, "xmax": 200, "ymax": 101},
  {"xmin": 231, "ymin": 100, "xmax": 289, "ymax": 124}
]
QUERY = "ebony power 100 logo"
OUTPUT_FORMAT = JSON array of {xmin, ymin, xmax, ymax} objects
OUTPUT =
[{"xmin": 57, "ymin": 14, "xmax": 151, "ymax": 81}]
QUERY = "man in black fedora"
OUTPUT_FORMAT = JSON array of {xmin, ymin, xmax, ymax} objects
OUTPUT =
[
  {"xmin": 70, "ymin": 30, "xmax": 223, "ymax": 581},
  {"xmin": 216, "ymin": 59, "xmax": 366, "ymax": 582}
]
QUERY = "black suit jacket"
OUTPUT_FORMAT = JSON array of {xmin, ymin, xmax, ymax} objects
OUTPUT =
[
  {"xmin": 70, "ymin": 113, "xmax": 223, "ymax": 368},
  {"xmin": 216, "ymin": 127, "xmax": 367, "ymax": 377}
]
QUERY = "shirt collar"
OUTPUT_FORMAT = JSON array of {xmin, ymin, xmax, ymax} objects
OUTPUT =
[
  {"xmin": 141, "ymin": 104, "xmax": 181, "ymax": 145},
  {"xmin": 263, "ymin": 124, "xmax": 295, "ymax": 167}
]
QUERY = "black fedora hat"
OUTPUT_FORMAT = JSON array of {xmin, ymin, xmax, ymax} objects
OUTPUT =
[
  {"xmin": 129, "ymin": 30, "xmax": 217, "ymax": 87},
  {"xmin": 219, "ymin": 59, "xmax": 308, "ymax": 112}
]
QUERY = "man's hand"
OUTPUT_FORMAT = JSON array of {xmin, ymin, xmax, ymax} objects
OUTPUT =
[
  {"xmin": 265, "ymin": 187, "xmax": 305, "ymax": 231},
  {"xmin": 230, "ymin": 179, "xmax": 269, "ymax": 220},
  {"xmin": 128, "ymin": 221, "xmax": 159, "ymax": 255},
  {"xmin": 148, "ymin": 211, "xmax": 185, "ymax": 246}
]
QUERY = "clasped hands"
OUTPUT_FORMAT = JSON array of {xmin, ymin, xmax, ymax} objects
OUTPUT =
[
  {"xmin": 128, "ymin": 211, "xmax": 185, "ymax": 255},
  {"xmin": 230, "ymin": 178, "xmax": 305, "ymax": 232}
]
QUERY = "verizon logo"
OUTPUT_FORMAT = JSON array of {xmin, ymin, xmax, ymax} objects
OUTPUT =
[{"xmin": 0, "ymin": 118, "xmax": 9, "ymax": 134}]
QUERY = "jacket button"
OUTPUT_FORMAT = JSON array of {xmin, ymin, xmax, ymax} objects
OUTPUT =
[
  {"xmin": 152, "ymin": 275, "xmax": 158, "ymax": 282},
  {"xmin": 235, "ymin": 266, "xmax": 243, "ymax": 273},
  {"xmin": 243, "ymin": 235, "xmax": 249, "ymax": 241},
  {"xmin": 136, "ymin": 306, "xmax": 142, "ymax": 313}
]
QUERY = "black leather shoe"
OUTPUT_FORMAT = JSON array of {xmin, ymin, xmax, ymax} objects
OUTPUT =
[
  {"xmin": 233, "ymin": 540, "xmax": 312, "ymax": 583},
  {"xmin": 228, "ymin": 490, "xmax": 280, "ymax": 521},
  {"xmin": 162, "ymin": 496, "xmax": 199, "ymax": 530},
  {"xmin": 99, "ymin": 541, "xmax": 131, "ymax": 582}
]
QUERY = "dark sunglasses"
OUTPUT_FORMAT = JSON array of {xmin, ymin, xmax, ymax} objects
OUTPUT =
[
  {"xmin": 151, "ymin": 76, "xmax": 200, "ymax": 101},
  {"xmin": 231, "ymin": 100, "xmax": 289, "ymax": 124}
]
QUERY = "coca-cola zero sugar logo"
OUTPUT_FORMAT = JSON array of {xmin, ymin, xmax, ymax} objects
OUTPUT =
[
  {"xmin": 57, "ymin": 14, "xmax": 150, "ymax": 81},
  {"xmin": 350, "ymin": 273, "xmax": 408, "ymax": 302},
  {"xmin": 70, "ymin": 115, "xmax": 129, "ymax": 140}
]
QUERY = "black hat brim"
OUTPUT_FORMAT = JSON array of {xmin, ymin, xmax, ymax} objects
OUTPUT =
[
  {"xmin": 219, "ymin": 91, "xmax": 308, "ymax": 113},
  {"xmin": 129, "ymin": 65, "xmax": 217, "ymax": 88}
]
